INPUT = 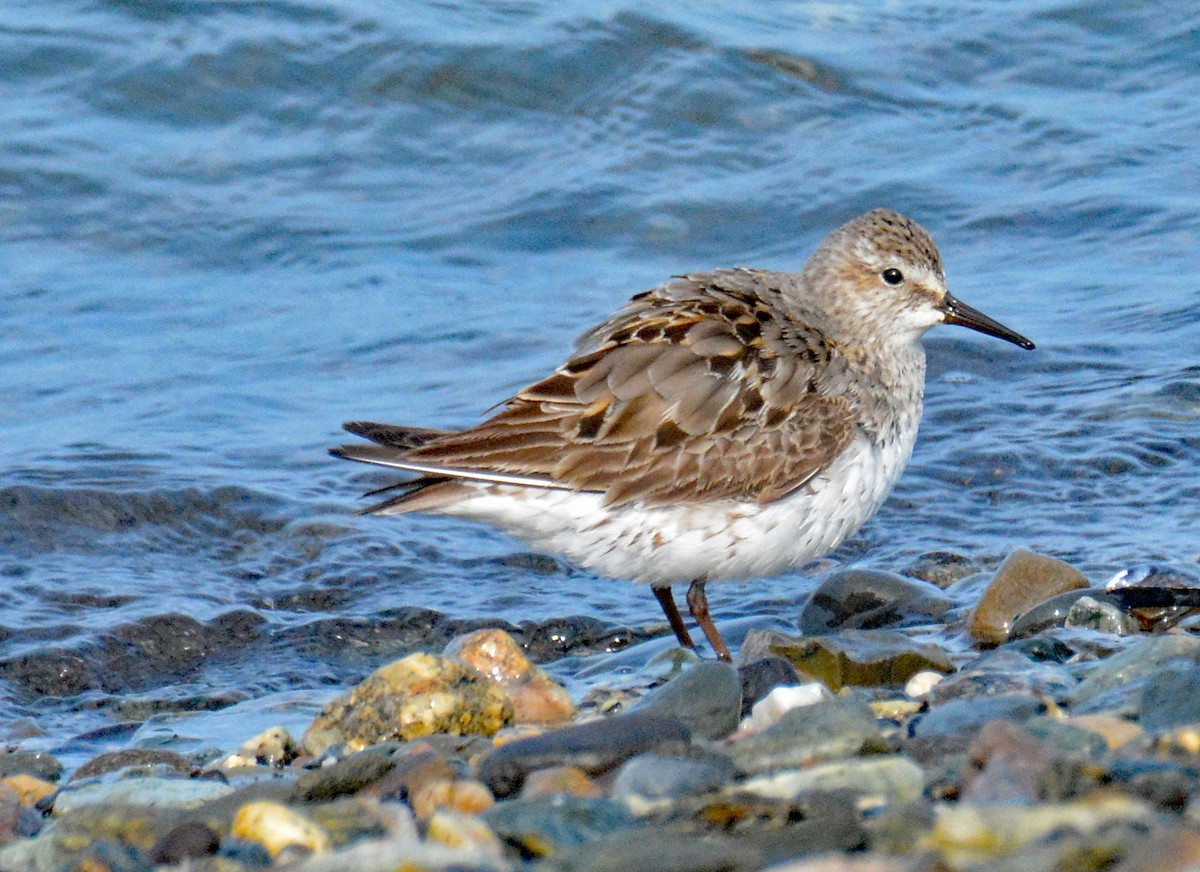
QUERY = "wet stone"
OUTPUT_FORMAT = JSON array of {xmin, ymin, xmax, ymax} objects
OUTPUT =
[
  {"xmin": 519, "ymin": 615, "xmax": 643, "ymax": 661},
  {"xmin": 478, "ymin": 712, "xmax": 690, "ymax": 798},
  {"xmin": 482, "ymin": 794, "xmax": 638, "ymax": 859},
  {"xmin": 629, "ymin": 661, "xmax": 741, "ymax": 740},
  {"xmin": 1067, "ymin": 634, "xmax": 1200, "ymax": 708},
  {"xmin": 290, "ymin": 743, "xmax": 399, "ymax": 802},
  {"xmin": 911, "ymin": 693, "xmax": 1045, "ymax": 740},
  {"xmin": 969, "ymin": 548, "xmax": 1090, "ymax": 645},
  {"xmin": 742, "ymin": 683, "xmax": 831, "ymax": 732},
  {"xmin": 148, "ymin": 820, "xmax": 220, "ymax": 865},
  {"xmin": 1007, "ymin": 589, "xmax": 1099, "ymax": 639},
  {"xmin": 738, "ymin": 655, "xmax": 805, "ymax": 717},
  {"xmin": 301, "ymin": 652, "xmax": 513, "ymax": 755},
  {"xmin": 359, "ymin": 746, "xmax": 456, "ymax": 803},
  {"xmin": 745, "ymin": 628, "xmax": 953, "ymax": 691},
  {"xmin": 741, "ymin": 755, "xmax": 924, "ymax": 809},
  {"xmin": 1138, "ymin": 667, "xmax": 1200, "ymax": 733},
  {"xmin": 0, "ymin": 750, "xmax": 62, "ymax": 783},
  {"xmin": 1107, "ymin": 564, "xmax": 1200, "ymax": 631},
  {"xmin": 445, "ymin": 628, "xmax": 576, "ymax": 724},
  {"xmin": 962, "ymin": 720, "xmax": 1102, "ymax": 805},
  {"xmin": 1065, "ymin": 595, "xmax": 1140, "ymax": 635},
  {"xmin": 728, "ymin": 696, "xmax": 884, "ymax": 775},
  {"xmin": 903, "ymin": 551, "xmax": 981, "ymax": 589},
  {"xmin": 929, "ymin": 649, "xmax": 1076, "ymax": 702},
  {"xmin": 611, "ymin": 751, "xmax": 738, "ymax": 808},
  {"xmin": 798, "ymin": 569, "xmax": 953, "ymax": 633}
]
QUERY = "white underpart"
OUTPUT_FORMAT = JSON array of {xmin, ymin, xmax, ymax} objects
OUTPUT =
[{"xmin": 426, "ymin": 428, "xmax": 917, "ymax": 587}]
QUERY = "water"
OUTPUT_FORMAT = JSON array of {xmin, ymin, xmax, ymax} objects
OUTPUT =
[{"xmin": 1, "ymin": 0, "xmax": 1198, "ymax": 756}]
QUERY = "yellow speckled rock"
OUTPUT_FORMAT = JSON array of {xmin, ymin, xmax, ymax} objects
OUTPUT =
[
  {"xmin": 445, "ymin": 629, "xmax": 576, "ymax": 724},
  {"xmin": 231, "ymin": 800, "xmax": 331, "ymax": 857},
  {"xmin": 0, "ymin": 774, "xmax": 56, "ymax": 807},
  {"xmin": 301, "ymin": 652, "xmax": 513, "ymax": 755},
  {"xmin": 410, "ymin": 778, "xmax": 495, "ymax": 821}
]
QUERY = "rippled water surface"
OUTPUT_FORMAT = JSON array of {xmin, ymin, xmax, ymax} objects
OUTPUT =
[{"xmin": 2, "ymin": 0, "xmax": 1199, "ymax": 754}]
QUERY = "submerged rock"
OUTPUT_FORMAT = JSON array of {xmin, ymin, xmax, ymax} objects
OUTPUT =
[
  {"xmin": 745, "ymin": 629, "xmax": 953, "ymax": 691},
  {"xmin": 969, "ymin": 548, "xmax": 1090, "ymax": 645},
  {"xmin": 799, "ymin": 569, "xmax": 953, "ymax": 633},
  {"xmin": 301, "ymin": 652, "xmax": 513, "ymax": 755}
]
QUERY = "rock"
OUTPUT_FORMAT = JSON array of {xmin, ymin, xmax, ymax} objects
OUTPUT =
[
  {"xmin": 1065, "ymin": 595, "xmax": 1140, "ymax": 635},
  {"xmin": 301, "ymin": 652, "xmax": 513, "ymax": 755},
  {"xmin": 0, "ymin": 775, "xmax": 55, "ymax": 807},
  {"xmin": 745, "ymin": 629, "xmax": 953, "ymax": 691},
  {"xmin": 148, "ymin": 820, "xmax": 220, "ymax": 865},
  {"xmin": 799, "ymin": 569, "xmax": 952, "ymax": 633},
  {"xmin": 738, "ymin": 656, "xmax": 806, "ymax": 717},
  {"xmin": 1067, "ymin": 714, "xmax": 1144, "ymax": 751},
  {"xmin": 1138, "ymin": 667, "xmax": 1200, "ymax": 733},
  {"xmin": 478, "ymin": 712, "xmax": 690, "ymax": 798},
  {"xmin": 921, "ymin": 794, "xmax": 1154, "ymax": 868},
  {"xmin": 70, "ymin": 748, "xmax": 195, "ymax": 781},
  {"xmin": 1110, "ymin": 826, "xmax": 1200, "ymax": 872},
  {"xmin": 728, "ymin": 697, "xmax": 884, "ymax": 775},
  {"xmin": 51, "ymin": 775, "xmax": 233, "ymax": 816},
  {"xmin": 520, "ymin": 766, "xmax": 603, "ymax": 799},
  {"xmin": 1007, "ymin": 589, "xmax": 1099, "ymax": 639},
  {"xmin": 0, "ymin": 750, "xmax": 62, "ymax": 783},
  {"xmin": 968, "ymin": 548, "xmax": 1090, "ymax": 645},
  {"xmin": 1107, "ymin": 565, "xmax": 1200, "ymax": 631},
  {"xmin": 903, "ymin": 551, "xmax": 980, "ymax": 588},
  {"xmin": 1067, "ymin": 635, "xmax": 1200, "ymax": 708},
  {"xmin": 409, "ymin": 777, "xmax": 494, "ymax": 820},
  {"xmin": 482, "ymin": 794, "xmax": 638, "ymax": 858},
  {"xmin": 0, "ymin": 787, "xmax": 41, "ymax": 846},
  {"xmin": 741, "ymin": 683, "xmax": 831, "ymax": 732},
  {"xmin": 961, "ymin": 720, "xmax": 1099, "ymax": 805},
  {"xmin": 611, "ymin": 751, "xmax": 738, "ymax": 810},
  {"xmin": 929, "ymin": 649, "xmax": 1075, "ymax": 702},
  {"xmin": 425, "ymin": 809, "xmax": 507, "ymax": 860},
  {"xmin": 222, "ymin": 725, "xmax": 298, "ymax": 769},
  {"xmin": 445, "ymin": 628, "xmax": 576, "ymax": 724},
  {"xmin": 291, "ymin": 743, "xmax": 399, "ymax": 802},
  {"xmin": 548, "ymin": 828, "xmax": 761, "ymax": 872},
  {"xmin": 231, "ymin": 800, "xmax": 332, "ymax": 858},
  {"xmin": 903, "ymin": 671, "xmax": 943, "ymax": 698},
  {"xmin": 630, "ymin": 661, "xmax": 741, "ymax": 740},
  {"xmin": 911, "ymin": 694, "xmax": 1044, "ymax": 741},
  {"xmin": 741, "ymin": 755, "xmax": 924, "ymax": 808},
  {"xmin": 360, "ymin": 746, "xmax": 456, "ymax": 803},
  {"xmin": 686, "ymin": 791, "xmax": 866, "ymax": 861}
]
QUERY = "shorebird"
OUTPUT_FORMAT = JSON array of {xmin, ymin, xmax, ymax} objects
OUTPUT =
[{"xmin": 332, "ymin": 209, "xmax": 1034, "ymax": 660}]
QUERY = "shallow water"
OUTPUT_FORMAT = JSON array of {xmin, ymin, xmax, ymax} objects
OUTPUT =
[{"xmin": 1, "ymin": 0, "xmax": 1199, "ymax": 755}]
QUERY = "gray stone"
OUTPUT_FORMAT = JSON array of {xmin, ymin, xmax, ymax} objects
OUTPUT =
[
  {"xmin": 1065, "ymin": 595, "xmax": 1139, "ymax": 635},
  {"xmin": 611, "ymin": 752, "xmax": 738, "ymax": 806},
  {"xmin": 913, "ymin": 694, "xmax": 1044, "ymax": 739},
  {"xmin": 1008, "ymin": 589, "xmax": 1098, "ymax": 639},
  {"xmin": 482, "ymin": 795, "xmax": 637, "ymax": 857},
  {"xmin": 1139, "ymin": 667, "xmax": 1200, "ymax": 733},
  {"xmin": 478, "ymin": 712, "xmax": 690, "ymax": 798},
  {"xmin": 727, "ymin": 696, "xmax": 883, "ymax": 775},
  {"xmin": 799, "ymin": 569, "xmax": 953, "ymax": 633},
  {"xmin": 548, "ymin": 829, "xmax": 760, "ymax": 872},
  {"xmin": 630, "ymin": 661, "xmax": 741, "ymax": 740},
  {"xmin": 1068, "ymin": 635, "xmax": 1200, "ymax": 708}
]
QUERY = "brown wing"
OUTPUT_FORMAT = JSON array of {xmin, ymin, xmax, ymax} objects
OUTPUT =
[{"xmin": 399, "ymin": 269, "xmax": 858, "ymax": 508}]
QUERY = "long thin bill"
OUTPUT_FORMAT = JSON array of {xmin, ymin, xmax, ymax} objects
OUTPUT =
[{"xmin": 942, "ymin": 294, "xmax": 1035, "ymax": 349}]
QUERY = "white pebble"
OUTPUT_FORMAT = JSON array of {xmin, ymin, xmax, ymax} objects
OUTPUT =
[
  {"xmin": 740, "ymin": 682, "xmax": 831, "ymax": 732},
  {"xmin": 905, "ymin": 670, "xmax": 944, "ymax": 698}
]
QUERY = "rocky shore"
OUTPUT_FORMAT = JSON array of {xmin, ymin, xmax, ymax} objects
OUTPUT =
[{"xmin": 3, "ymin": 547, "xmax": 1200, "ymax": 871}]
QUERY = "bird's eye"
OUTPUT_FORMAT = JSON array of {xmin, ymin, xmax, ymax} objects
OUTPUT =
[{"xmin": 882, "ymin": 268, "xmax": 904, "ymax": 286}]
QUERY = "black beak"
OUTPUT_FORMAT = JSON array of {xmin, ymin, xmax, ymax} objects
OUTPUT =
[{"xmin": 942, "ymin": 293, "xmax": 1035, "ymax": 350}]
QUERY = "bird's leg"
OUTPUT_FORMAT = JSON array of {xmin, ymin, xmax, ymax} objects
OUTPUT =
[
  {"xmin": 686, "ymin": 579, "xmax": 732, "ymax": 662},
  {"xmin": 652, "ymin": 585, "xmax": 696, "ymax": 650}
]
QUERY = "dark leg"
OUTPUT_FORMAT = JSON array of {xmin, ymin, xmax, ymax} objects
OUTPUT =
[
  {"xmin": 686, "ymin": 579, "xmax": 731, "ymax": 662},
  {"xmin": 652, "ymin": 585, "xmax": 696, "ymax": 649}
]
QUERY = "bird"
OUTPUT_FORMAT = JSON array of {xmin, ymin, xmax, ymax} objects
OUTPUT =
[{"xmin": 331, "ymin": 209, "xmax": 1034, "ymax": 661}]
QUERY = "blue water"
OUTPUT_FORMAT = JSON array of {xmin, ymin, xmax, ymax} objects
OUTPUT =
[{"xmin": 2, "ymin": 0, "xmax": 1199, "ymax": 751}]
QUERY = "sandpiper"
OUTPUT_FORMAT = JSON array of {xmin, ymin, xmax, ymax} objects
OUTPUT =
[{"xmin": 332, "ymin": 209, "xmax": 1034, "ymax": 661}]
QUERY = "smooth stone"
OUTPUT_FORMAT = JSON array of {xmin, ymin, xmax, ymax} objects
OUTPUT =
[
  {"xmin": 689, "ymin": 791, "xmax": 866, "ymax": 863},
  {"xmin": 290, "ymin": 832, "xmax": 507, "ymax": 872},
  {"xmin": 629, "ymin": 661, "xmax": 741, "ymax": 740},
  {"xmin": 1020, "ymin": 716, "xmax": 1109, "ymax": 760},
  {"xmin": 912, "ymin": 694, "xmax": 1044, "ymax": 740},
  {"xmin": 290, "ymin": 743, "xmax": 399, "ymax": 802},
  {"xmin": 1068, "ymin": 635, "xmax": 1200, "ymax": 707},
  {"xmin": 1107, "ymin": 565, "xmax": 1200, "ymax": 632},
  {"xmin": 70, "ymin": 748, "xmax": 195, "ymax": 781},
  {"xmin": 738, "ymin": 655, "xmax": 805, "ymax": 717},
  {"xmin": 1007, "ymin": 589, "xmax": 1100, "ymax": 639},
  {"xmin": 148, "ymin": 820, "xmax": 220, "ymax": 865},
  {"xmin": 409, "ymin": 777, "xmax": 494, "ymax": 821},
  {"xmin": 1110, "ymin": 826, "xmax": 1200, "ymax": 872},
  {"xmin": 481, "ymin": 795, "xmax": 637, "ymax": 858},
  {"xmin": 1138, "ymin": 667, "xmax": 1200, "ymax": 732},
  {"xmin": 520, "ymin": 766, "xmax": 603, "ymax": 799},
  {"xmin": 425, "ymin": 809, "xmax": 507, "ymax": 860},
  {"xmin": 232, "ymin": 800, "xmax": 332, "ymax": 858},
  {"xmin": 744, "ymin": 629, "xmax": 953, "ymax": 691},
  {"xmin": 904, "ymin": 671, "xmax": 943, "ymax": 698},
  {"xmin": 302, "ymin": 652, "xmax": 513, "ymax": 755},
  {"xmin": 0, "ymin": 751, "xmax": 62, "ymax": 783},
  {"xmin": 798, "ymin": 569, "xmax": 952, "ymax": 633},
  {"xmin": 929, "ymin": 649, "xmax": 1077, "ymax": 701},
  {"xmin": 547, "ymin": 828, "xmax": 761, "ymax": 872},
  {"xmin": 223, "ymin": 725, "xmax": 298, "ymax": 769},
  {"xmin": 741, "ymin": 755, "xmax": 924, "ymax": 808},
  {"xmin": 52, "ymin": 775, "xmax": 233, "ymax": 816},
  {"xmin": 1065, "ymin": 595, "xmax": 1140, "ymax": 635},
  {"xmin": 961, "ymin": 720, "xmax": 1093, "ymax": 805},
  {"xmin": 969, "ymin": 548, "xmax": 1090, "ymax": 645},
  {"xmin": 1066, "ymin": 714, "xmax": 1144, "ymax": 751},
  {"xmin": 903, "ymin": 551, "xmax": 981, "ymax": 589},
  {"xmin": 728, "ymin": 697, "xmax": 884, "ymax": 775},
  {"xmin": 611, "ymin": 751, "xmax": 738, "ymax": 809},
  {"xmin": 445, "ymin": 628, "xmax": 576, "ymax": 724},
  {"xmin": 0, "ymin": 774, "xmax": 55, "ymax": 807},
  {"xmin": 478, "ymin": 712, "xmax": 690, "ymax": 798},
  {"xmin": 922, "ymin": 794, "xmax": 1154, "ymax": 868},
  {"xmin": 741, "ymin": 683, "xmax": 831, "ymax": 732},
  {"xmin": 1108, "ymin": 758, "xmax": 1200, "ymax": 811}
]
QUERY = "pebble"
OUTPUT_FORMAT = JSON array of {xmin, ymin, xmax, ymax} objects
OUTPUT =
[
  {"xmin": 520, "ymin": 766, "xmax": 603, "ymax": 799},
  {"xmin": 799, "ymin": 569, "xmax": 953, "ymax": 633},
  {"xmin": 741, "ymin": 755, "xmax": 924, "ymax": 809},
  {"xmin": 741, "ymin": 682, "xmax": 831, "ymax": 732},
  {"xmin": 744, "ymin": 629, "xmax": 953, "ymax": 691},
  {"xmin": 1065, "ymin": 594, "xmax": 1140, "ymax": 634},
  {"xmin": 611, "ymin": 751, "xmax": 738, "ymax": 810},
  {"xmin": 969, "ymin": 548, "xmax": 1090, "ymax": 644},
  {"xmin": 629, "ymin": 660, "xmax": 742, "ymax": 740},
  {"xmin": 478, "ymin": 712, "xmax": 690, "ymax": 798},
  {"xmin": 231, "ymin": 800, "xmax": 332, "ymax": 857},
  {"xmin": 728, "ymin": 697, "xmax": 884, "ymax": 775},
  {"xmin": 302, "ymin": 651, "xmax": 513, "ymax": 754},
  {"xmin": 1067, "ymin": 634, "xmax": 1200, "ymax": 708},
  {"xmin": 446, "ymin": 628, "xmax": 576, "ymax": 724},
  {"xmin": 738, "ymin": 655, "xmax": 807, "ymax": 717}
]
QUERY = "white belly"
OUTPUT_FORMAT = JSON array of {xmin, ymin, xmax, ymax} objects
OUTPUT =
[{"xmin": 434, "ymin": 431, "xmax": 915, "ymax": 586}]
